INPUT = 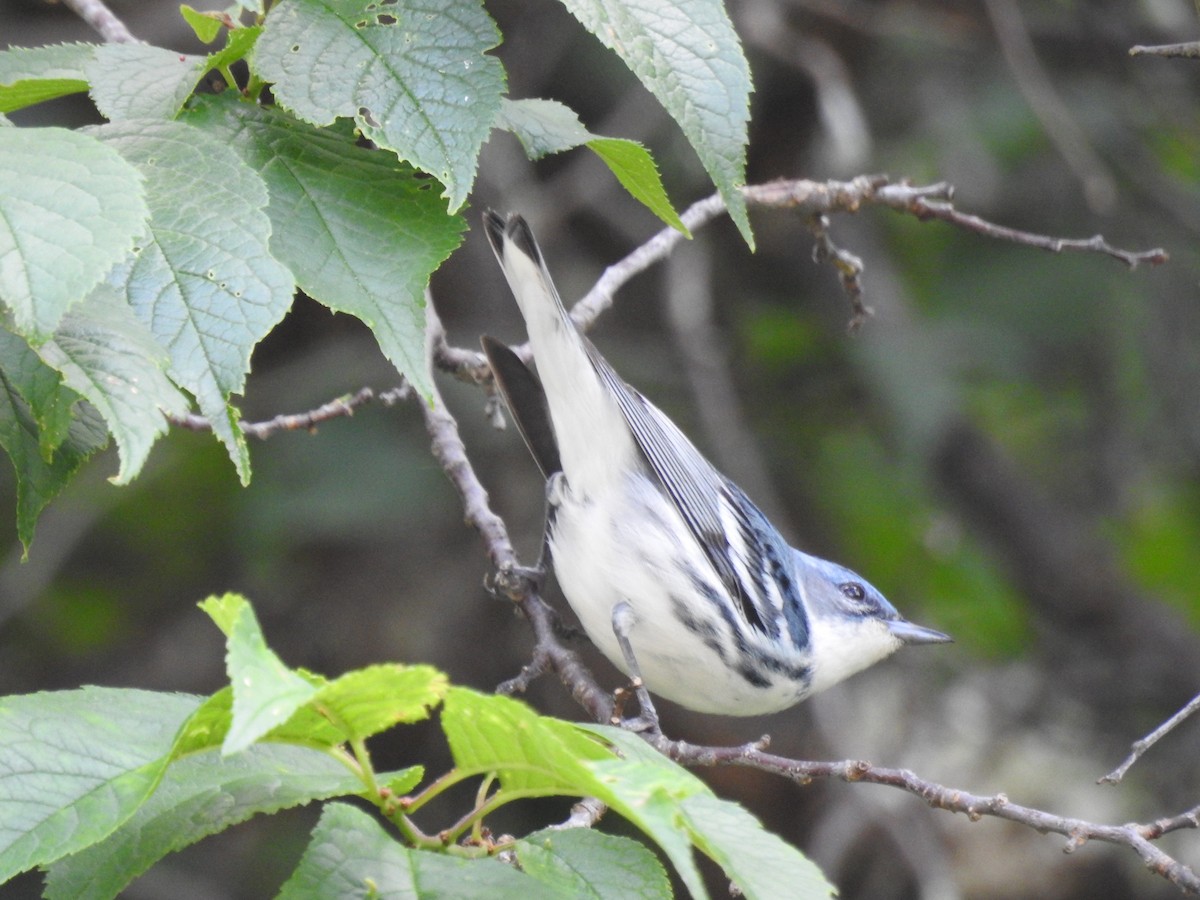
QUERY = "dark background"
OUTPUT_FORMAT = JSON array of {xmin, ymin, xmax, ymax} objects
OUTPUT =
[{"xmin": 3, "ymin": 0, "xmax": 1200, "ymax": 897}]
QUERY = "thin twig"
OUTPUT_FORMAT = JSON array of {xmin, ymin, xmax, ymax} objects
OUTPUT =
[
  {"xmin": 1130, "ymin": 42, "xmax": 1200, "ymax": 59},
  {"xmin": 57, "ymin": 0, "xmax": 139, "ymax": 44},
  {"xmin": 167, "ymin": 387, "xmax": 400, "ymax": 440},
  {"xmin": 1100, "ymin": 691, "xmax": 1200, "ymax": 784}
]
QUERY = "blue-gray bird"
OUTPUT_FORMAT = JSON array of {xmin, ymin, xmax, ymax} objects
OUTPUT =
[{"xmin": 482, "ymin": 211, "xmax": 949, "ymax": 722}]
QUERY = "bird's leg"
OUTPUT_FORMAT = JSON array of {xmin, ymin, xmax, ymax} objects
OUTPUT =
[{"xmin": 610, "ymin": 601, "xmax": 662, "ymax": 735}]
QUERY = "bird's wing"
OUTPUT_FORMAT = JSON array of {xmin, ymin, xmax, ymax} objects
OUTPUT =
[
  {"xmin": 585, "ymin": 343, "xmax": 805, "ymax": 643},
  {"xmin": 482, "ymin": 336, "xmax": 562, "ymax": 479}
]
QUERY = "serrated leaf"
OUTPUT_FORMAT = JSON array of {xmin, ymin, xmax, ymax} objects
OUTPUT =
[
  {"xmin": 184, "ymin": 95, "xmax": 465, "ymax": 400},
  {"xmin": 181, "ymin": 5, "xmax": 226, "ymax": 43},
  {"xmin": 207, "ymin": 24, "xmax": 263, "ymax": 72},
  {"xmin": 498, "ymin": 99, "xmax": 685, "ymax": 233},
  {"xmin": 0, "ymin": 362, "xmax": 107, "ymax": 553},
  {"xmin": 253, "ymin": 0, "xmax": 505, "ymax": 211},
  {"xmin": 559, "ymin": 0, "xmax": 753, "ymax": 246},
  {"xmin": 43, "ymin": 743, "xmax": 364, "ymax": 900},
  {"xmin": 0, "ymin": 127, "xmax": 149, "ymax": 340},
  {"xmin": 86, "ymin": 43, "xmax": 209, "ymax": 121},
  {"xmin": 498, "ymin": 97, "xmax": 592, "ymax": 158},
  {"xmin": 0, "ymin": 323, "xmax": 78, "ymax": 458},
  {"xmin": 34, "ymin": 284, "xmax": 188, "ymax": 484},
  {"xmin": 515, "ymin": 827, "xmax": 672, "ymax": 899},
  {"xmin": 0, "ymin": 688, "xmax": 201, "ymax": 882},
  {"xmin": 585, "ymin": 726, "xmax": 837, "ymax": 900},
  {"xmin": 310, "ymin": 664, "xmax": 448, "ymax": 742},
  {"xmin": 441, "ymin": 688, "xmax": 613, "ymax": 794},
  {"xmin": 208, "ymin": 593, "xmax": 320, "ymax": 754},
  {"xmin": 278, "ymin": 802, "xmax": 552, "ymax": 899},
  {"xmin": 680, "ymin": 792, "xmax": 835, "ymax": 899},
  {"xmin": 587, "ymin": 138, "xmax": 688, "ymax": 234},
  {"xmin": 0, "ymin": 43, "xmax": 93, "ymax": 113},
  {"xmin": 91, "ymin": 119, "xmax": 296, "ymax": 483}
]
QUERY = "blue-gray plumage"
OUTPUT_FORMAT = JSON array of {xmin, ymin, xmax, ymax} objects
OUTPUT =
[{"xmin": 482, "ymin": 211, "xmax": 949, "ymax": 720}]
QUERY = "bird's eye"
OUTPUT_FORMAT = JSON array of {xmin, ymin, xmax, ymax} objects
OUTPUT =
[{"xmin": 840, "ymin": 582, "xmax": 865, "ymax": 601}]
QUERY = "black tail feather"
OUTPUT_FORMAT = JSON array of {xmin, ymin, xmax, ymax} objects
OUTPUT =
[{"xmin": 481, "ymin": 336, "xmax": 561, "ymax": 479}]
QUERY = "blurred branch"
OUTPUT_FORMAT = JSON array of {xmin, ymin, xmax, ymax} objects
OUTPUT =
[
  {"xmin": 983, "ymin": 0, "xmax": 1117, "ymax": 212},
  {"xmin": 1130, "ymin": 42, "xmax": 1200, "ymax": 59},
  {"xmin": 1101, "ymin": 691, "xmax": 1200, "ymax": 785},
  {"xmin": 55, "ymin": 0, "xmax": 139, "ymax": 44}
]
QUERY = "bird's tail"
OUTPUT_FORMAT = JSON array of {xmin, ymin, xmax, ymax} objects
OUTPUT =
[{"xmin": 483, "ymin": 211, "xmax": 633, "ymax": 490}]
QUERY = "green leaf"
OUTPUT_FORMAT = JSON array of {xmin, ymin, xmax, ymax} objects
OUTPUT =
[
  {"xmin": 497, "ymin": 97, "xmax": 592, "ymax": 157},
  {"xmin": 181, "ymin": 5, "xmax": 226, "ymax": 43},
  {"xmin": 515, "ymin": 827, "xmax": 672, "ymax": 899},
  {"xmin": 441, "ymin": 688, "xmax": 614, "ymax": 794},
  {"xmin": 33, "ymin": 284, "xmax": 188, "ymax": 484},
  {"xmin": 587, "ymin": 138, "xmax": 688, "ymax": 235},
  {"xmin": 0, "ymin": 127, "xmax": 149, "ymax": 340},
  {"xmin": 0, "ymin": 357, "xmax": 108, "ymax": 553},
  {"xmin": 278, "ymin": 802, "xmax": 550, "ymax": 899},
  {"xmin": 253, "ymin": 0, "xmax": 506, "ymax": 210},
  {"xmin": 309, "ymin": 664, "xmax": 448, "ymax": 742},
  {"xmin": 0, "ymin": 688, "xmax": 201, "ymax": 882},
  {"xmin": 0, "ymin": 43, "xmax": 93, "ymax": 113},
  {"xmin": 498, "ymin": 98, "xmax": 686, "ymax": 233},
  {"xmin": 184, "ymin": 95, "xmax": 465, "ymax": 400},
  {"xmin": 558, "ymin": 0, "xmax": 753, "ymax": 246},
  {"xmin": 206, "ymin": 25, "xmax": 263, "ymax": 72},
  {"xmin": 0, "ymin": 324, "xmax": 78, "ymax": 459},
  {"xmin": 43, "ymin": 743, "xmax": 364, "ymax": 900},
  {"xmin": 87, "ymin": 43, "xmax": 209, "ymax": 121},
  {"xmin": 91, "ymin": 119, "xmax": 296, "ymax": 483},
  {"xmin": 200, "ymin": 592, "xmax": 320, "ymax": 753},
  {"xmin": 586, "ymin": 727, "xmax": 837, "ymax": 900}
]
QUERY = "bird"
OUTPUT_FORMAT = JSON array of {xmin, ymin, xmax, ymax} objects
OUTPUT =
[{"xmin": 481, "ymin": 211, "xmax": 950, "ymax": 725}]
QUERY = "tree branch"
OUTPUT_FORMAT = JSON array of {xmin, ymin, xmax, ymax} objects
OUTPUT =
[
  {"xmin": 1100, "ymin": 690, "xmax": 1200, "ymax": 784},
  {"xmin": 1130, "ymin": 42, "xmax": 1200, "ymax": 59},
  {"xmin": 167, "ymin": 387, "xmax": 407, "ymax": 440},
  {"xmin": 648, "ymin": 737, "xmax": 1200, "ymax": 893},
  {"xmin": 57, "ymin": 0, "xmax": 139, "ymax": 44}
]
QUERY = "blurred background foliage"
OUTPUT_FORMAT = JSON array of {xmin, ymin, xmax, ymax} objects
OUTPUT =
[{"xmin": 4, "ymin": 0, "xmax": 1200, "ymax": 897}]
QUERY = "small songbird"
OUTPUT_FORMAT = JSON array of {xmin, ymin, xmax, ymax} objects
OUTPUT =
[{"xmin": 482, "ymin": 211, "xmax": 949, "ymax": 723}]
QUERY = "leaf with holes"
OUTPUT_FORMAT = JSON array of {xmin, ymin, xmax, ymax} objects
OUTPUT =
[{"xmin": 254, "ymin": 0, "xmax": 505, "ymax": 211}]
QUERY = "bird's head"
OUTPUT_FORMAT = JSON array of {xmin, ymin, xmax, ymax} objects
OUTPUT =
[{"xmin": 795, "ymin": 552, "xmax": 950, "ymax": 696}]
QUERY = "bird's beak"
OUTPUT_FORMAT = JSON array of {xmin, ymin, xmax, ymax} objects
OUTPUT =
[{"xmin": 887, "ymin": 619, "xmax": 952, "ymax": 645}]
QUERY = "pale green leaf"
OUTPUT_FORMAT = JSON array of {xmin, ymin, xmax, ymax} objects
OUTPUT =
[
  {"xmin": 87, "ymin": 43, "xmax": 209, "ymax": 121},
  {"xmin": 44, "ymin": 743, "xmax": 364, "ymax": 900},
  {"xmin": 199, "ymin": 592, "xmax": 319, "ymax": 754},
  {"xmin": 515, "ymin": 827, "xmax": 672, "ymax": 899},
  {"xmin": 558, "ymin": 0, "xmax": 753, "ymax": 245},
  {"xmin": 498, "ymin": 97, "xmax": 591, "ymax": 158},
  {"xmin": 34, "ymin": 284, "xmax": 188, "ymax": 484},
  {"xmin": 278, "ymin": 802, "xmax": 552, "ymax": 899},
  {"xmin": 253, "ymin": 0, "xmax": 505, "ymax": 210},
  {"xmin": 586, "ymin": 726, "xmax": 837, "ymax": 900},
  {"xmin": 498, "ymin": 99, "xmax": 685, "ymax": 233},
  {"xmin": 91, "ymin": 119, "xmax": 296, "ymax": 483},
  {"xmin": 681, "ymin": 792, "xmax": 836, "ymax": 899},
  {"xmin": 184, "ymin": 95, "xmax": 465, "ymax": 398},
  {"xmin": 0, "ymin": 43, "xmax": 93, "ymax": 113},
  {"xmin": 309, "ymin": 664, "xmax": 448, "ymax": 742},
  {"xmin": 0, "ymin": 688, "xmax": 201, "ymax": 882},
  {"xmin": 0, "ymin": 127, "xmax": 149, "ymax": 340}
]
